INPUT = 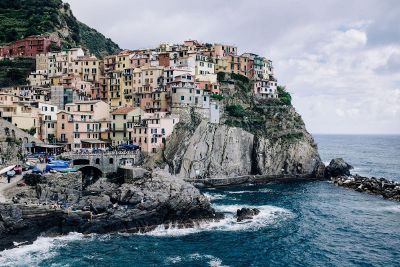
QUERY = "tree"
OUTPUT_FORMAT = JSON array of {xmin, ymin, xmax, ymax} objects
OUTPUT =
[
  {"xmin": 28, "ymin": 127, "xmax": 36, "ymax": 136},
  {"xmin": 277, "ymin": 86, "xmax": 292, "ymax": 106}
]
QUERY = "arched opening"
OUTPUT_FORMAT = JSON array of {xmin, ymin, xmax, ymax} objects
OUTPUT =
[
  {"xmin": 73, "ymin": 159, "xmax": 90, "ymax": 165},
  {"xmin": 95, "ymin": 158, "xmax": 100, "ymax": 164},
  {"xmin": 109, "ymin": 158, "xmax": 114, "ymax": 164},
  {"xmin": 79, "ymin": 166, "xmax": 103, "ymax": 189}
]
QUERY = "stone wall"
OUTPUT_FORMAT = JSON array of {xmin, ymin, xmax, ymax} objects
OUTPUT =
[{"xmin": 62, "ymin": 151, "xmax": 143, "ymax": 174}]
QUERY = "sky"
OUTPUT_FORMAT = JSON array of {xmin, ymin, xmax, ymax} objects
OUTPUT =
[{"xmin": 65, "ymin": 0, "xmax": 400, "ymax": 134}]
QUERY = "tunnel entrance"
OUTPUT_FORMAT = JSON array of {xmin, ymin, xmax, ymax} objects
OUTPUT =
[
  {"xmin": 73, "ymin": 159, "xmax": 90, "ymax": 165},
  {"xmin": 79, "ymin": 166, "xmax": 103, "ymax": 189}
]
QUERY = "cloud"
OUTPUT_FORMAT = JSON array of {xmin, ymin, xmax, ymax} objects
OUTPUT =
[{"xmin": 64, "ymin": 0, "xmax": 400, "ymax": 134}]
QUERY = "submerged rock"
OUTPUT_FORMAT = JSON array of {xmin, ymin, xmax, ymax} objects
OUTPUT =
[{"xmin": 237, "ymin": 207, "xmax": 260, "ymax": 222}]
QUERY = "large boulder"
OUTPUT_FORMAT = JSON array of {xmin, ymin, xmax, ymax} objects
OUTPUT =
[
  {"xmin": 325, "ymin": 158, "xmax": 353, "ymax": 178},
  {"xmin": 23, "ymin": 173, "xmax": 46, "ymax": 186},
  {"xmin": 237, "ymin": 207, "xmax": 260, "ymax": 222}
]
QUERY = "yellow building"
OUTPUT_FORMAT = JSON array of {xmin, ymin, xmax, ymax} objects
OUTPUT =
[{"xmin": 110, "ymin": 106, "xmax": 144, "ymax": 145}]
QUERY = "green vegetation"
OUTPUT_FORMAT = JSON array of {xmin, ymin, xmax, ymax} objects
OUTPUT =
[
  {"xmin": 48, "ymin": 134, "xmax": 55, "ymax": 143},
  {"xmin": 231, "ymin": 73, "xmax": 249, "ymax": 84},
  {"xmin": 0, "ymin": 0, "xmax": 120, "ymax": 58},
  {"xmin": 225, "ymin": 105, "xmax": 247, "ymax": 118},
  {"xmin": 28, "ymin": 127, "xmax": 36, "ymax": 136},
  {"xmin": 0, "ymin": 57, "xmax": 35, "ymax": 87},
  {"xmin": 217, "ymin": 72, "xmax": 225, "ymax": 82},
  {"xmin": 210, "ymin": 93, "xmax": 224, "ymax": 101},
  {"xmin": 277, "ymin": 86, "xmax": 292, "ymax": 105}
]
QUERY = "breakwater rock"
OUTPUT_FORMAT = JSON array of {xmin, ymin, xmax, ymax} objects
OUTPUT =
[
  {"xmin": 0, "ymin": 169, "xmax": 222, "ymax": 251},
  {"xmin": 332, "ymin": 175, "xmax": 400, "ymax": 201}
]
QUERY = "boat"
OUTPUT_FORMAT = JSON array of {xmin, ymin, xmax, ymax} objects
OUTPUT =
[
  {"xmin": 44, "ymin": 160, "xmax": 70, "ymax": 172},
  {"xmin": 6, "ymin": 170, "xmax": 16, "ymax": 177},
  {"xmin": 58, "ymin": 167, "xmax": 79, "ymax": 173},
  {"xmin": 0, "ymin": 165, "xmax": 16, "ymax": 175},
  {"xmin": 31, "ymin": 166, "xmax": 42, "ymax": 174}
]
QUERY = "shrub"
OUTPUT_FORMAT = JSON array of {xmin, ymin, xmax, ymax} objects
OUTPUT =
[
  {"xmin": 210, "ymin": 93, "xmax": 224, "ymax": 101},
  {"xmin": 28, "ymin": 127, "xmax": 36, "ymax": 136},
  {"xmin": 225, "ymin": 105, "xmax": 247, "ymax": 118},
  {"xmin": 217, "ymin": 72, "xmax": 225, "ymax": 82},
  {"xmin": 231, "ymin": 73, "xmax": 249, "ymax": 84},
  {"xmin": 277, "ymin": 86, "xmax": 292, "ymax": 105}
]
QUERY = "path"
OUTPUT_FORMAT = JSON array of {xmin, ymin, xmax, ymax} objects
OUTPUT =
[{"xmin": 0, "ymin": 174, "xmax": 24, "ymax": 203}]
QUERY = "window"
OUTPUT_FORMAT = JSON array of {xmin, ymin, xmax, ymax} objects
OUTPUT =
[
  {"xmin": 61, "ymin": 114, "xmax": 65, "ymax": 119},
  {"xmin": 51, "ymin": 107, "xmax": 54, "ymax": 112},
  {"xmin": 180, "ymin": 96, "xmax": 184, "ymax": 101},
  {"xmin": 109, "ymin": 158, "xmax": 114, "ymax": 164},
  {"xmin": 61, "ymin": 123, "xmax": 65, "ymax": 130}
]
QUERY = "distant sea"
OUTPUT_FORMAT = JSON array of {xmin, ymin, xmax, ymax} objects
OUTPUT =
[{"xmin": 1, "ymin": 135, "xmax": 399, "ymax": 267}]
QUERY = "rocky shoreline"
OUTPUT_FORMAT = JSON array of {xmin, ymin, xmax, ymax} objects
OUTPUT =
[
  {"xmin": 332, "ymin": 175, "xmax": 400, "ymax": 201},
  {"xmin": 0, "ymin": 169, "xmax": 223, "ymax": 251},
  {"xmin": 0, "ymin": 157, "xmax": 397, "ymax": 251}
]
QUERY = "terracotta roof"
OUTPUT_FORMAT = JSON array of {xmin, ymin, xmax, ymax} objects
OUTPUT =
[{"xmin": 111, "ymin": 106, "xmax": 135, "ymax": 115}]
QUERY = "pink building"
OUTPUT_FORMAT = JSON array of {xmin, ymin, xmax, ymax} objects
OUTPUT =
[{"xmin": 0, "ymin": 34, "xmax": 61, "ymax": 58}]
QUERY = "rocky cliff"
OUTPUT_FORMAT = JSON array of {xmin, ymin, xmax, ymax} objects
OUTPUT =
[
  {"xmin": 0, "ymin": 170, "xmax": 221, "ymax": 250},
  {"xmin": 164, "ymin": 74, "xmax": 323, "ymax": 179},
  {"xmin": 0, "ymin": 0, "xmax": 120, "ymax": 58}
]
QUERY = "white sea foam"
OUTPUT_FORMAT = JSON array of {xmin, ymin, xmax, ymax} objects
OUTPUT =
[
  {"xmin": 189, "ymin": 253, "xmax": 229, "ymax": 267},
  {"xmin": 203, "ymin": 192, "xmax": 226, "ymax": 201},
  {"xmin": 142, "ymin": 204, "xmax": 293, "ymax": 237},
  {"xmin": 165, "ymin": 255, "xmax": 182, "ymax": 264},
  {"xmin": 227, "ymin": 188, "xmax": 273, "ymax": 194},
  {"xmin": 0, "ymin": 232, "xmax": 85, "ymax": 267},
  {"xmin": 226, "ymin": 190, "xmax": 255, "ymax": 194}
]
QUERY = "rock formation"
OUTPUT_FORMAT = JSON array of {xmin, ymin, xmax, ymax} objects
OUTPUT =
[
  {"xmin": 164, "ymin": 74, "xmax": 323, "ymax": 180},
  {"xmin": 332, "ymin": 175, "xmax": 400, "ymax": 201},
  {"xmin": 237, "ymin": 207, "xmax": 260, "ymax": 222},
  {"xmin": 0, "ymin": 170, "xmax": 222, "ymax": 250},
  {"xmin": 325, "ymin": 158, "xmax": 353, "ymax": 178}
]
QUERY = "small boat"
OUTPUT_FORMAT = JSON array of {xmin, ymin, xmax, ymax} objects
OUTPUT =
[
  {"xmin": 31, "ymin": 166, "xmax": 42, "ymax": 174},
  {"xmin": 58, "ymin": 167, "xmax": 79, "ymax": 173},
  {"xmin": 14, "ymin": 165, "xmax": 22, "ymax": 175},
  {"xmin": 0, "ymin": 165, "xmax": 16, "ymax": 175},
  {"xmin": 6, "ymin": 170, "xmax": 16, "ymax": 177}
]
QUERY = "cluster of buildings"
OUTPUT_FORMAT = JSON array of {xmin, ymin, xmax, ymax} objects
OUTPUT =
[
  {"xmin": 0, "ymin": 39, "xmax": 278, "ymax": 154},
  {"xmin": 0, "ymin": 34, "xmax": 61, "ymax": 58}
]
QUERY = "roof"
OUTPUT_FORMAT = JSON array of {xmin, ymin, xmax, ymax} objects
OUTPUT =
[{"xmin": 111, "ymin": 106, "xmax": 135, "ymax": 115}]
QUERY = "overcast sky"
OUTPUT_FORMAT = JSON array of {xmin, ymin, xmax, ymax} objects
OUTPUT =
[{"xmin": 65, "ymin": 0, "xmax": 400, "ymax": 134}]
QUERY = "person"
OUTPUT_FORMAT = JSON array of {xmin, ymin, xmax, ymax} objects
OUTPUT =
[{"xmin": 7, "ymin": 175, "xmax": 11, "ymax": 183}]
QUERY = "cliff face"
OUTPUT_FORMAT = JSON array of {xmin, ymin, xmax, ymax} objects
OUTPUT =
[
  {"xmin": 166, "ymin": 121, "xmax": 254, "ymax": 178},
  {"xmin": 164, "ymin": 74, "xmax": 323, "ymax": 179},
  {"xmin": 0, "ymin": 0, "xmax": 120, "ymax": 58}
]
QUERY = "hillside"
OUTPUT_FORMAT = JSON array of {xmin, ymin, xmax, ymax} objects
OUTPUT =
[
  {"xmin": 163, "ymin": 73, "xmax": 324, "ymax": 179},
  {"xmin": 0, "ymin": 0, "xmax": 120, "ymax": 58}
]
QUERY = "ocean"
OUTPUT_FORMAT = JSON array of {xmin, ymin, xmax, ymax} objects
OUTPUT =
[{"xmin": 1, "ymin": 135, "xmax": 399, "ymax": 267}]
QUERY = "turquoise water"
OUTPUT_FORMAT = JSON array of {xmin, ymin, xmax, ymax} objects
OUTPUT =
[{"xmin": 1, "ymin": 135, "xmax": 399, "ymax": 267}]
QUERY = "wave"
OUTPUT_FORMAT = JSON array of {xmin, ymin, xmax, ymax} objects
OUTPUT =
[
  {"xmin": 142, "ymin": 204, "xmax": 293, "ymax": 237},
  {"xmin": 227, "ymin": 188, "xmax": 273, "ymax": 194},
  {"xmin": 203, "ymin": 192, "xmax": 226, "ymax": 201},
  {"xmin": 165, "ymin": 253, "xmax": 229, "ymax": 267},
  {"xmin": 0, "ymin": 232, "xmax": 85, "ymax": 267}
]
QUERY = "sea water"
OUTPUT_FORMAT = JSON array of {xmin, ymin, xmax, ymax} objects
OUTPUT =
[{"xmin": 0, "ymin": 135, "xmax": 399, "ymax": 267}]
